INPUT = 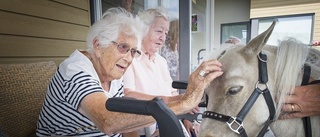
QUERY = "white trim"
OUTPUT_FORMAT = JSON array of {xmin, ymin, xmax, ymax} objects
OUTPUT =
[{"xmin": 92, "ymin": 0, "xmax": 102, "ymax": 22}]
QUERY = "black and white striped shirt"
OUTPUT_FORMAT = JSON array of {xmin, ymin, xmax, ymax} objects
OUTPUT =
[{"xmin": 36, "ymin": 50, "xmax": 123, "ymax": 137}]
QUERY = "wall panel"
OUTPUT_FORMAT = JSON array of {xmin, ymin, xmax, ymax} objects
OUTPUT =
[
  {"xmin": 0, "ymin": 0, "xmax": 90, "ymax": 64},
  {"xmin": 0, "ymin": 0, "xmax": 89, "ymax": 26},
  {"xmin": 251, "ymin": 0, "xmax": 319, "ymax": 8},
  {"xmin": 0, "ymin": 11, "xmax": 87, "ymax": 41},
  {"xmin": 0, "ymin": 35, "xmax": 86, "ymax": 57},
  {"xmin": 53, "ymin": 0, "xmax": 89, "ymax": 10}
]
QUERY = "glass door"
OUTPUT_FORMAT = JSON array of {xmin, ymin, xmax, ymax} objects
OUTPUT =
[
  {"xmin": 191, "ymin": 0, "xmax": 210, "ymax": 72},
  {"xmin": 100, "ymin": 0, "xmax": 179, "ymax": 16}
]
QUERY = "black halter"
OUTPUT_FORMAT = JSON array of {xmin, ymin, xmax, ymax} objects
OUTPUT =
[{"xmin": 202, "ymin": 52, "xmax": 276, "ymax": 137}]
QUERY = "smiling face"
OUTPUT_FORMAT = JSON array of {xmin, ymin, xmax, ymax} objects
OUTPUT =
[
  {"xmin": 94, "ymin": 33, "xmax": 138, "ymax": 82},
  {"xmin": 141, "ymin": 17, "xmax": 169, "ymax": 56}
]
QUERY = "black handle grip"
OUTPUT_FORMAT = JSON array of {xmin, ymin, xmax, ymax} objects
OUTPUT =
[
  {"xmin": 106, "ymin": 97, "xmax": 184, "ymax": 137},
  {"xmin": 172, "ymin": 81, "xmax": 188, "ymax": 89},
  {"xmin": 106, "ymin": 97, "xmax": 150, "ymax": 115}
]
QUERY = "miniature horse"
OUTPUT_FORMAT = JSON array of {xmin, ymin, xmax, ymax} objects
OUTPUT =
[{"xmin": 198, "ymin": 21, "xmax": 320, "ymax": 137}]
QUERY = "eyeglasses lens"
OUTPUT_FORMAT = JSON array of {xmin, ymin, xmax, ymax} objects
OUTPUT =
[{"xmin": 115, "ymin": 42, "xmax": 140, "ymax": 58}]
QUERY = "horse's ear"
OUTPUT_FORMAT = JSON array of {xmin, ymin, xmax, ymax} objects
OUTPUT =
[{"xmin": 241, "ymin": 21, "xmax": 276, "ymax": 56}]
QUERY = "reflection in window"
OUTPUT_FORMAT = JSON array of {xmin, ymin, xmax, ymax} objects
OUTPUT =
[
  {"xmin": 221, "ymin": 22, "xmax": 250, "ymax": 44},
  {"xmin": 101, "ymin": 0, "xmax": 178, "ymax": 19},
  {"xmin": 101, "ymin": 0, "xmax": 143, "ymax": 14},
  {"xmin": 258, "ymin": 14, "xmax": 313, "ymax": 45}
]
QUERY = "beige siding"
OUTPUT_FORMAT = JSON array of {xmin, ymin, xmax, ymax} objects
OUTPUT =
[
  {"xmin": 0, "ymin": 0, "xmax": 90, "ymax": 65},
  {"xmin": 250, "ymin": 0, "xmax": 320, "ymax": 41}
]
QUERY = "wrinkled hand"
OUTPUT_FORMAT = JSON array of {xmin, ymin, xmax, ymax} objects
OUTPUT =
[
  {"xmin": 150, "ymin": 129, "xmax": 159, "ymax": 137},
  {"xmin": 182, "ymin": 119, "xmax": 200, "ymax": 137},
  {"xmin": 182, "ymin": 119, "xmax": 193, "ymax": 136},
  {"xmin": 184, "ymin": 60, "xmax": 223, "ymax": 109},
  {"xmin": 193, "ymin": 121, "xmax": 200, "ymax": 136},
  {"xmin": 188, "ymin": 106, "xmax": 200, "ymax": 115},
  {"xmin": 280, "ymin": 83, "xmax": 320, "ymax": 119}
]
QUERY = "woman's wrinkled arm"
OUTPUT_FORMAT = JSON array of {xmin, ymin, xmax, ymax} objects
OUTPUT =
[{"xmin": 78, "ymin": 59, "xmax": 223, "ymax": 135}]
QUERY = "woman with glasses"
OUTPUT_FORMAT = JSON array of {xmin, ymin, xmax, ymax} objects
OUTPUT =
[{"xmin": 36, "ymin": 7, "xmax": 223, "ymax": 137}]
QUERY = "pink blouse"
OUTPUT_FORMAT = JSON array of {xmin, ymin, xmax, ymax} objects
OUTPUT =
[{"xmin": 123, "ymin": 52, "xmax": 176, "ymax": 96}]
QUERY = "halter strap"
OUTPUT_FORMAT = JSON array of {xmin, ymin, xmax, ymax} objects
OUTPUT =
[{"xmin": 301, "ymin": 65, "xmax": 312, "ymax": 137}]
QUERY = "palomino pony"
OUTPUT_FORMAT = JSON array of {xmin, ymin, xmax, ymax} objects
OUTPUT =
[{"xmin": 198, "ymin": 22, "xmax": 320, "ymax": 137}]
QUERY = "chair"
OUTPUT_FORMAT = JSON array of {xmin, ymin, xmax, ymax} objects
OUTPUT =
[
  {"xmin": 106, "ymin": 81, "xmax": 202, "ymax": 137},
  {"xmin": 0, "ymin": 61, "xmax": 56, "ymax": 137}
]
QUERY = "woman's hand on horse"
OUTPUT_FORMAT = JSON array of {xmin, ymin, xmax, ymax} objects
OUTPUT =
[
  {"xmin": 189, "ymin": 59, "xmax": 223, "ymax": 91},
  {"xmin": 184, "ymin": 59, "xmax": 223, "ymax": 109},
  {"xmin": 191, "ymin": 59, "xmax": 223, "ymax": 83},
  {"xmin": 280, "ymin": 83, "xmax": 320, "ymax": 119}
]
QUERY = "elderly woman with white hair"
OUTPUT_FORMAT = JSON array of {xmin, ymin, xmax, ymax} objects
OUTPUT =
[{"xmin": 36, "ymin": 7, "xmax": 223, "ymax": 137}]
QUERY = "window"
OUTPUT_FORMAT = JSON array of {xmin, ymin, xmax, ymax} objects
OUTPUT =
[
  {"xmin": 221, "ymin": 22, "xmax": 250, "ymax": 44},
  {"xmin": 257, "ymin": 14, "xmax": 314, "ymax": 45}
]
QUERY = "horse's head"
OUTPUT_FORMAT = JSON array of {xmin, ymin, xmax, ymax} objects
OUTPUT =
[{"xmin": 198, "ymin": 22, "xmax": 278, "ymax": 137}]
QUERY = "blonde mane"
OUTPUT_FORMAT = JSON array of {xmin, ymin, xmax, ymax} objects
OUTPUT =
[{"xmin": 273, "ymin": 38, "xmax": 310, "ymax": 119}]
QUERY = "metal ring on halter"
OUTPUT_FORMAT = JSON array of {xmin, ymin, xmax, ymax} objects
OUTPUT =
[
  {"xmin": 291, "ymin": 104, "xmax": 295, "ymax": 112},
  {"xmin": 257, "ymin": 52, "xmax": 267, "ymax": 63},
  {"xmin": 255, "ymin": 81, "xmax": 269, "ymax": 91},
  {"xmin": 199, "ymin": 70, "xmax": 206, "ymax": 77}
]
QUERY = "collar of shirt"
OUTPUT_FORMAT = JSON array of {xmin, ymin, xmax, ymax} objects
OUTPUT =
[{"xmin": 136, "ymin": 52, "xmax": 160, "ymax": 63}]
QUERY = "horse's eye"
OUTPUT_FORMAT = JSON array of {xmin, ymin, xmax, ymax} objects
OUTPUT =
[{"xmin": 226, "ymin": 86, "xmax": 243, "ymax": 95}]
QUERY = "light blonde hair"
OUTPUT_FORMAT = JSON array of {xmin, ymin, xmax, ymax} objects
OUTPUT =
[{"xmin": 274, "ymin": 38, "xmax": 309, "ymax": 118}]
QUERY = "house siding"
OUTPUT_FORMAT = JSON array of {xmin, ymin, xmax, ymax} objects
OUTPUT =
[{"xmin": 0, "ymin": 0, "xmax": 90, "ymax": 64}]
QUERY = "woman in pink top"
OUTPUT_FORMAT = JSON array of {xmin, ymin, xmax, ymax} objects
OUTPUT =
[
  {"xmin": 123, "ymin": 7, "xmax": 198, "ymax": 137},
  {"xmin": 123, "ymin": 7, "xmax": 176, "ymax": 137}
]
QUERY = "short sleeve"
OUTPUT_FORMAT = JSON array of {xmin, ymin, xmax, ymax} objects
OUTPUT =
[
  {"xmin": 64, "ymin": 71, "xmax": 103, "ymax": 109},
  {"xmin": 60, "ymin": 61, "xmax": 104, "ymax": 109}
]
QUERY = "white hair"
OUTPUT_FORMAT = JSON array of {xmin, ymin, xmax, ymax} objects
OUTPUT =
[
  {"xmin": 137, "ymin": 7, "xmax": 169, "ymax": 34},
  {"xmin": 274, "ymin": 38, "xmax": 310, "ymax": 118},
  {"xmin": 86, "ymin": 7, "xmax": 146, "ymax": 53}
]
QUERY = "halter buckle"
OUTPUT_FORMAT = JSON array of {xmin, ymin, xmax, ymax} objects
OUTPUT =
[{"xmin": 226, "ymin": 117, "xmax": 244, "ymax": 134}]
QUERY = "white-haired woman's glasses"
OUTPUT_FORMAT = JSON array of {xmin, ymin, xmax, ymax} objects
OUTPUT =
[{"xmin": 112, "ymin": 41, "xmax": 141, "ymax": 58}]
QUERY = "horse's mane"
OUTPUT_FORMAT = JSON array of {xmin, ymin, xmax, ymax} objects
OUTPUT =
[{"xmin": 273, "ymin": 38, "xmax": 309, "ymax": 119}]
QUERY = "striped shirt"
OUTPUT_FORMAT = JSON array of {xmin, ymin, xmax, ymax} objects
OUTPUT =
[{"xmin": 36, "ymin": 50, "xmax": 123, "ymax": 137}]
